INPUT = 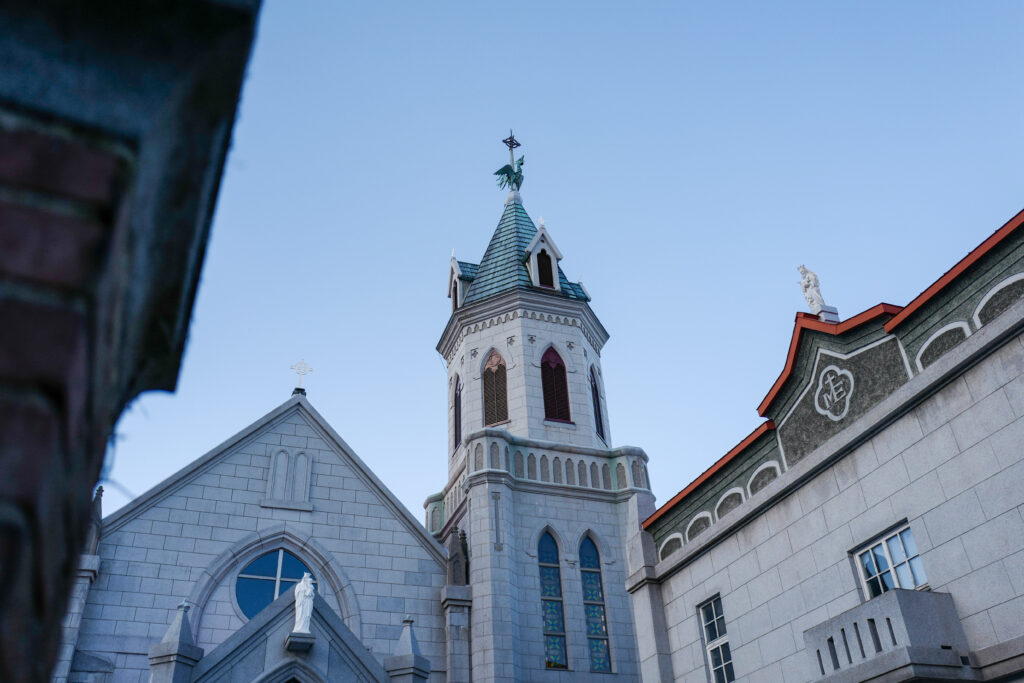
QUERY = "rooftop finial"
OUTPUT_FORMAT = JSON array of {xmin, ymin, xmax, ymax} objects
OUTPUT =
[
  {"xmin": 290, "ymin": 358, "xmax": 313, "ymax": 395},
  {"xmin": 495, "ymin": 130, "xmax": 524, "ymax": 193}
]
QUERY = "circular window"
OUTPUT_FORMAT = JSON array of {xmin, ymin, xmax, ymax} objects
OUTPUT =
[{"xmin": 235, "ymin": 549, "xmax": 316, "ymax": 619}]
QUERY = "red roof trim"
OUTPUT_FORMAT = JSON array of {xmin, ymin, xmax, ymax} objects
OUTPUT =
[
  {"xmin": 884, "ymin": 207, "xmax": 1024, "ymax": 333},
  {"xmin": 642, "ymin": 421, "xmax": 775, "ymax": 530},
  {"xmin": 756, "ymin": 303, "xmax": 903, "ymax": 417}
]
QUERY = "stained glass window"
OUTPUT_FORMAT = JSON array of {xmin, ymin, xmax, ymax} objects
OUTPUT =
[
  {"xmin": 483, "ymin": 351, "xmax": 508, "ymax": 425},
  {"xmin": 590, "ymin": 367, "xmax": 605, "ymax": 440},
  {"xmin": 579, "ymin": 537, "xmax": 611, "ymax": 672},
  {"xmin": 537, "ymin": 532, "xmax": 567, "ymax": 669},
  {"xmin": 453, "ymin": 375, "xmax": 462, "ymax": 451},
  {"xmin": 541, "ymin": 348, "xmax": 571, "ymax": 422},
  {"xmin": 236, "ymin": 549, "xmax": 315, "ymax": 619}
]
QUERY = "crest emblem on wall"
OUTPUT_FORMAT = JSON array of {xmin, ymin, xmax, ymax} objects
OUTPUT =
[{"xmin": 814, "ymin": 365, "xmax": 854, "ymax": 421}]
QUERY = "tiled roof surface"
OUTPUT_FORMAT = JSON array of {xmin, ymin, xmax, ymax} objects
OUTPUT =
[
  {"xmin": 456, "ymin": 261, "xmax": 478, "ymax": 281},
  {"xmin": 462, "ymin": 198, "xmax": 589, "ymax": 305}
]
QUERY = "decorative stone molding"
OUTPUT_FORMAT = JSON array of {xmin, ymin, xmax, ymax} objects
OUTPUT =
[
  {"xmin": 973, "ymin": 271, "xmax": 1024, "ymax": 329},
  {"xmin": 261, "ymin": 448, "xmax": 314, "ymax": 511},
  {"xmin": 437, "ymin": 289, "xmax": 610, "ymax": 363},
  {"xmin": 915, "ymin": 321, "xmax": 971, "ymax": 372},
  {"xmin": 186, "ymin": 525, "xmax": 361, "ymax": 642},
  {"xmin": 747, "ymin": 461, "xmax": 782, "ymax": 498},
  {"xmin": 714, "ymin": 488, "xmax": 745, "ymax": 521}
]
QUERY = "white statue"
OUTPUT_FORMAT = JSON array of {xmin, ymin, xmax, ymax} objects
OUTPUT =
[
  {"xmin": 798, "ymin": 265, "xmax": 827, "ymax": 314},
  {"xmin": 293, "ymin": 572, "xmax": 315, "ymax": 634}
]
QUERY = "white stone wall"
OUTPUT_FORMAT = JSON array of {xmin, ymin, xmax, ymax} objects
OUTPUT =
[
  {"xmin": 509, "ymin": 487, "xmax": 641, "ymax": 679},
  {"xmin": 73, "ymin": 406, "xmax": 447, "ymax": 682},
  {"xmin": 460, "ymin": 466, "xmax": 650, "ymax": 681},
  {"xmin": 644, "ymin": 331, "xmax": 1024, "ymax": 681},
  {"xmin": 448, "ymin": 310, "xmax": 609, "ymax": 472}
]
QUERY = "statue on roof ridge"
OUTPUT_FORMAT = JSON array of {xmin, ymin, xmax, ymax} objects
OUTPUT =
[{"xmin": 798, "ymin": 265, "xmax": 826, "ymax": 314}]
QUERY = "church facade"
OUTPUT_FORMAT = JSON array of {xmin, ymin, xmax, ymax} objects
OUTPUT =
[
  {"xmin": 52, "ymin": 146, "xmax": 1024, "ymax": 683},
  {"xmin": 55, "ymin": 179, "xmax": 654, "ymax": 682}
]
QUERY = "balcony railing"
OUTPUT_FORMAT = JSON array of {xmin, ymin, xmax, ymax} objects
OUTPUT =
[{"xmin": 803, "ymin": 589, "xmax": 976, "ymax": 682}]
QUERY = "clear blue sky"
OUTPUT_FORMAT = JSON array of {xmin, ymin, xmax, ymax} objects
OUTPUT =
[{"xmin": 103, "ymin": 2, "xmax": 1024, "ymax": 523}]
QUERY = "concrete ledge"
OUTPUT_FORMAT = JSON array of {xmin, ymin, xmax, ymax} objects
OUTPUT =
[
  {"xmin": 260, "ymin": 499, "xmax": 314, "ymax": 512},
  {"xmin": 971, "ymin": 634, "xmax": 1024, "ymax": 680},
  {"xmin": 284, "ymin": 631, "xmax": 315, "ymax": 653},
  {"xmin": 441, "ymin": 584, "xmax": 472, "ymax": 610},
  {"xmin": 147, "ymin": 641, "xmax": 203, "ymax": 666},
  {"xmin": 809, "ymin": 646, "xmax": 978, "ymax": 683},
  {"xmin": 77, "ymin": 553, "xmax": 100, "ymax": 581},
  {"xmin": 384, "ymin": 653, "xmax": 431, "ymax": 680}
]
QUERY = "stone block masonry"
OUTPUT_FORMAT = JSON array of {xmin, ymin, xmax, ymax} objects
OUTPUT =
[{"xmin": 62, "ymin": 399, "xmax": 449, "ymax": 681}]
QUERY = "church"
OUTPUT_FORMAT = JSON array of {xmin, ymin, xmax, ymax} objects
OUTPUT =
[
  {"xmin": 55, "ymin": 139, "xmax": 654, "ymax": 682},
  {"xmin": 53, "ymin": 138, "xmax": 1024, "ymax": 683}
]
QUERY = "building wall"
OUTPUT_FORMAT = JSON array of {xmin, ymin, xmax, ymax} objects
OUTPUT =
[
  {"xmin": 634, "ymin": 315, "xmax": 1024, "ymax": 681},
  {"xmin": 446, "ymin": 301, "xmax": 609, "ymax": 462},
  {"xmin": 463, "ymin": 468, "xmax": 650, "ymax": 681},
  {"xmin": 71, "ymin": 406, "xmax": 448, "ymax": 682}
]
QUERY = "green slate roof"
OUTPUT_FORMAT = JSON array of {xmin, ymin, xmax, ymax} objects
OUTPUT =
[
  {"xmin": 462, "ymin": 196, "xmax": 589, "ymax": 305},
  {"xmin": 456, "ymin": 261, "xmax": 478, "ymax": 281}
]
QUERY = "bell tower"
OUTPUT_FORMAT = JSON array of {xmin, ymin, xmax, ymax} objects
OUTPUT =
[{"xmin": 425, "ymin": 135, "xmax": 655, "ymax": 681}]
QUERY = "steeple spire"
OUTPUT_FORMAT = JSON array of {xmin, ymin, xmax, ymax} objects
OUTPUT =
[
  {"xmin": 502, "ymin": 130, "xmax": 520, "ymax": 167},
  {"xmin": 494, "ymin": 130, "xmax": 525, "ymax": 194}
]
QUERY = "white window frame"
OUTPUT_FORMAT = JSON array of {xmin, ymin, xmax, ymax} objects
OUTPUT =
[
  {"xmin": 699, "ymin": 596, "xmax": 735, "ymax": 683},
  {"xmin": 854, "ymin": 525, "xmax": 928, "ymax": 601}
]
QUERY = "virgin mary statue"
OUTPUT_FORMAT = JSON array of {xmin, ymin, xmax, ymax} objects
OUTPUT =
[{"xmin": 293, "ymin": 573, "xmax": 315, "ymax": 634}]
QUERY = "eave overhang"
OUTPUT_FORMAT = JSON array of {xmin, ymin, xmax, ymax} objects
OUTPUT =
[
  {"xmin": 884, "ymin": 206, "xmax": 1024, "ymax": 332},
  {"xmin": 436, "ymin": 288, "xmax": 610, "ymax": 362}
]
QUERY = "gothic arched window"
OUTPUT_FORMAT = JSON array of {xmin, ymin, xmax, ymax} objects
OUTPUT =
[
  {"xmin": 538, "ymin": 532, "xmax": 568, "ymax": 669},
  {"xmin": 483, "ymin": 351, "xmax": 509, "ymax": 426},
  {"xmin": 590, "ymin": 367, "xmax": 604, "ymax": 440},
  {"xmin": 236, "ymin": 549, "xmax": 315, "ymax": 619},
  {"xmin": 537, "ymin": 249, "xmax": 555, "ymax": 288},
  {"xmin": 580, "ymin": 537, "xmax": 611, "ymax": 672},
  {"xmin": 453, "ymin": 375, "xmax": 462, "ymax": 451},
  {"xmin": 541, "ymin": 348, "xmax": 571, "ymax": 422}
]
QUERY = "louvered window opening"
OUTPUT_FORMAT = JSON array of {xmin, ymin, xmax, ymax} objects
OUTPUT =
[
  {"xmin": 541, "ymin": 348, "xmax": 571, "ymax": 422},
  {"xmin": 453, "ymin": 376, "xmax": 462, "ymax": 451},
  {"xmin": 538, "ymin": 532, "xmax": 568, "ymax": 669},
  {"xmin": 483, "ymin": 351, "xmax": 509, "ymax": 426},
  {"xmin": 538, "ymin": 249, "xmax": 554, "ymax": 288},
  {"xmin": 580, "ymin": 537, "xmax": 612, "ymax": 672},
  {"xmin": 590, "ymin": 367, "xmax": 604, "ymax": 440}
]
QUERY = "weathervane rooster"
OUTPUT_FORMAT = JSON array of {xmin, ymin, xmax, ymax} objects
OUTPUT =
[{"xmin": 495, "ymin": 129, "xmax": 525, "ymax": 191}]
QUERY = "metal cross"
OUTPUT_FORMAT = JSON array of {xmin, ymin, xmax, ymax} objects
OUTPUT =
[
  {"xmin": 502, "ymin": 130, "xmax": 521, "ymax": 166},
  {"xmin": 290, "ymin": 359, "xmax": 313, "ymax": 387}
]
